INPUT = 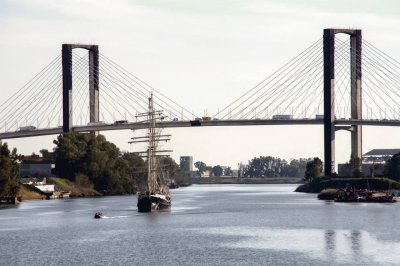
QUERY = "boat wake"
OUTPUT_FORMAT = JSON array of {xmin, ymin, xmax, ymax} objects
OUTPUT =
[{"xmin": 101, "ymin": 215, "xmax": 129, "ymax": 219}]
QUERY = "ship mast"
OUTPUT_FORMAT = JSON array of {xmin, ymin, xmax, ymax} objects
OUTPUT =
[
  {"xmin": 130, "ymin": 93, "xmax": 171, "ymax": 196},
  {"xmin": 148, "ymin": 93, "xmax": 157, "ymax": 194}
]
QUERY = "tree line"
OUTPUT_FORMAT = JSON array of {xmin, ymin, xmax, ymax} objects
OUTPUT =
[
  {"xmin": 0, "ymin": 133, "xmax": 188, "ymax": 197},
  {"xmin": 3, "ymin": 134, "xmax": 400, "ymax": 197},
  {"xmin": 194, "ymin": 154, "xmax": 400, "ymax": 180},
  {"xmin": 194, "ymin": 156, "xmax": 315, "ymax": 178},
  {"xmin": 194, "ymin": 161, "xmax": 231, "ymax": 177},
  {"xmin": 240, "ymin": 156, "xmax": 311, "ymax": 178}
]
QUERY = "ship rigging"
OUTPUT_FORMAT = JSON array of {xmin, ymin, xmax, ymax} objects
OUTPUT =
[{"xmin": 130, "ymin": 93, "xmax": 172, "ymax": 212}]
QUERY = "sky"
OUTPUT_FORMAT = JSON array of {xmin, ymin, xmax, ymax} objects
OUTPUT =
[{"xmin": 1, "ymin": 0, "xmax": 400, "ymax": 170}]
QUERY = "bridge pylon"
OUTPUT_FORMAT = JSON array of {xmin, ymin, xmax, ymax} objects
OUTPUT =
[
  {"xmin": 323, "ymin": 29, "xmax": 362, "ymax": 176},
  {"xmin": 62, "ymin": 44, "xmax": 99, "ymax": 133}
]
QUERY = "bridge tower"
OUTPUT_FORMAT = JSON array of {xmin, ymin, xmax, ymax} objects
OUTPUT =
[
  {"xmin": 323, "ymin": 29, "xmax": 362, "ymax": 176},
  {"xmin": 62, "ymin": 44, "xmax": 99, "ymax": 133}
]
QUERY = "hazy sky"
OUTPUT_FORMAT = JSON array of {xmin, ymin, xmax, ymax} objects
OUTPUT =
[{"xmin": 1, "ymin": 0, "xmax": 400, "ymax": 169}]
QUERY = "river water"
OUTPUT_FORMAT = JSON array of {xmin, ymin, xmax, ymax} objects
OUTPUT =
[{"xmin": 1, "ymin": 184, "xmax": 400, "ymax": 265}]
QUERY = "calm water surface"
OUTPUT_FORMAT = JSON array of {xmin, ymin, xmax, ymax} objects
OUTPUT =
[{"xmin": 1, "ymin": 184, "xmax": 400, "ymax": 265}]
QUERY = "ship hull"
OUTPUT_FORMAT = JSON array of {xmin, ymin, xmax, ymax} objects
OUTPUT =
[
  {"xmin": 137, "ymin": 194, "xmax": 152, "ymax": 213},
  {"xmin": 150, "ymin": 195, "xmax": 171, "ymax": 210},
  {"xmin": 137, "ymin": 194, "xmax": 171, "ymax": 212}
]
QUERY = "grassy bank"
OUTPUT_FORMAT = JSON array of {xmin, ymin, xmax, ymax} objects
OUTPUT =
[
  {"xmin": 49, "ymin": 177, "xmax": 101, "ymax": 197},
  {"xmin": 16, "ymin": 177, "xmax": 125, "ymax": 202},
  {"xmin": 295, "ymin": 177, "xmax": 400, "ymax": 193},
  {"xmin": 17, "ymin": 184, "xmax": 47, "ymax": 201}
]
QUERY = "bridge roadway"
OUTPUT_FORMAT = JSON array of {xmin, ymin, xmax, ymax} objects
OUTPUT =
[{"xmin": 1, "ymin": 118, "xmax": 399, "ymax": 139}]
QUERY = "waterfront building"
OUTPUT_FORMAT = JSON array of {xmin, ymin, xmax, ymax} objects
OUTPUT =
[
  {"xmin": 20, "ymin": 162, "xmax": 52, "ymax": 178},
  {"xmin": 19, "ymin": 154, "xmax": 54, "ymax": 178},
  {"xmin": 362, "ymin": 149, "xmax": 400, "ymax": 163},
  {"xmin": 338, "ymin": 148, "xmax": 400, "ymax": 176}
]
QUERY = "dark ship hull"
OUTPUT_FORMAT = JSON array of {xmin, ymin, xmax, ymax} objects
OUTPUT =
[
  {"xmin": 137, "ymin": 193, "xmax": 171, "ymax": 213},
  {"xmin": 137, "ymin": 194, "xmax": 152, "ymax": 213}
]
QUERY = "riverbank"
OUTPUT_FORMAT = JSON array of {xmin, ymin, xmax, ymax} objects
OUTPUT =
[
  {"xmin": 48, "ymin": 177, "xmax": 101, "ymax": 197},
  {"xmin": 190, "ymin": 176, "xmax": 302, "ymax": 185},
  {"xmin": 295, "ymin": 177, "xmax": 400, "ymax": 193},
  {"xmin": 17, "ymin": 184, "xmax": 47, "ymax": 201},
  {"xmin": 16, "ymin": 176, "xmax": 303, "ymax": 202},
  {"xmin": 16, "ymin": 177, "xmax": 102, "ymax": 202}
]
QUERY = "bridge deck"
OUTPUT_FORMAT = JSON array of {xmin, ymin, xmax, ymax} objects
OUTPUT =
[{"xmin": 1, "ymin": 119, "xmax": 399, "ymax": 139}]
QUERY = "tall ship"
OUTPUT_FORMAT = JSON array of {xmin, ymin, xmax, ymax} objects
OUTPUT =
[{"xmin": 130, "ymin": 93, "xmax": 172, "ymax": 212}]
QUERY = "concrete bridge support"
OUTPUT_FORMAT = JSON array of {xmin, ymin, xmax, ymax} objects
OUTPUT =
[
  {"xmin": 62, "ymin": 44, "xmax": 99, "ymax": 133},
  {"xmin": 350, "ymin": 31, "xmax": 362, "ymax": 171},
  {"xmin": 323, "ymin": 29, "xmax": 362, "ymax": 176}
]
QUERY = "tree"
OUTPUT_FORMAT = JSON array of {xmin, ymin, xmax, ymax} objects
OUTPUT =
[
  {"xmin": 159, "ymin": 157, "xmax": 178, "ymax": 176},
  {"xmin": 53, "ymin": 133, "xmax": 139, "ymax": 194},
  {"xmin": 158, "ymin": 156, "xmax": 188, "ymax": 185},
  {"xmin": 212, "ymin": 165, "xmax": 223, "ymax": 177},
  {"xmin": 350, "ymin": 154, "xmax": 362, "ymax": 177},
  {"xmin": 0, "ymin": 142, "xmax": 19, "ymax": 197},
  {"xmin": 240, "ymin": 156, "xmax": 310, "ymax": 178},
  {"xmin": 282, "ymin": 158, "xmax": 308, "ymax": 177},
  {"xmin": 385, "ymin": 152, "xmax": 400, "ymax": 180},
  {"xmin": 160, "ymin": 157, "xmax": 182, "ymax": 180},
  {"xmin": 194, "ymin": 161, "xmax": 207, "ymax": 175},
  {"xmin": 40, "ymin": 149, "xmax": 52, "ymax": 158},
  {"xmin": 341, "ymin": 155, "xmax": 363, "ymax": 177},
  {"xmin": 224, "ymin": 166, "xmax": 233, "ymax": 176},
  {"xmin": 349, "ymin": 154, "xmax": 361, "ymax": 172},
  {"xmin": 244, "ymin": 156, "xmax": 285, "ymax": 177},
  {"xmin": 304, "ymin": 157, "xmax": 323, "ymax": 181},
  {"xmin": 173, "ymin": 167, "xmax": 188, "ymax": 185}
]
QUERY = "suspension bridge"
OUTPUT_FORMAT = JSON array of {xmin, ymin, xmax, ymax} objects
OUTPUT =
[{"xmin": 1, "ymin": 28, "xmax": 400, "ymax": 176}]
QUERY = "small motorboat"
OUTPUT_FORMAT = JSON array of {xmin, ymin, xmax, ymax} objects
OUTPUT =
[{"xmin": 94, "ymin": 212, "xmax": 103, "ymax": 219}]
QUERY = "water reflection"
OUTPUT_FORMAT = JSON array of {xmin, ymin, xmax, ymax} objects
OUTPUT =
[
  {"xmin": 324, "ymin": 230, "xmax": 363, "ymax": 262},
  {"xmin": 324, "ymin": 229, "xmax": 336, "ymax": 260},
  {"xmin": 2, "ymin": 185, "xmax": 400, "ymax": 266},
  {"xmin": 350, "ymin": 230, "xmax": 361, "ymax": 256},
  {"xmin": 194, "ymin": 227, "xmax": 400, "ymax": 265}
]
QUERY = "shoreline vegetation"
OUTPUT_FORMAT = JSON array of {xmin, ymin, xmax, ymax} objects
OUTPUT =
[
  {"xmin": 6, "ymin": 133, "xmax": 309, "ymax": 203},
  {"xmin": 49, "ymin": 177, "xmax": 101, "ymax": 197},
  {"xmin": 17, "ymin": 176, "xmax": 400, "ymax": 202},
  {"xmin": 17, "ymin": 184, "xmax": 46, "ymax": 201},
  {"xmin": 17, "ymin": 178, "xmax": 102, "ymax": 201},
  {"xmin": 17, "ymin": 177, "xmax": 303, "ymax": 202},
  {"xmin": 295, "ymin": 176, "xmax": 400, "ymax": 200},
  {"xmin": 191, "ymin": 176, "xmax": 302, "ymax": 184},
  {"xmin": 4, "ymin": 133, "xmax": 400, "ymax": 203}
]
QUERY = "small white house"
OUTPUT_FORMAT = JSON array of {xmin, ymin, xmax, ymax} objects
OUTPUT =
[{"xmin": 34, "ymin": 184, "xmax": 54, "ymax": 193}]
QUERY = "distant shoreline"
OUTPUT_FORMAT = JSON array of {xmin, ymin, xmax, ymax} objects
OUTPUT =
[
  {"xmin": 295, "ymin": 177, "xmax": 400, "ymax": 193},
  {"xmin": 190, "ymin": 177, "xmax": 302, "ymax": 185}
]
